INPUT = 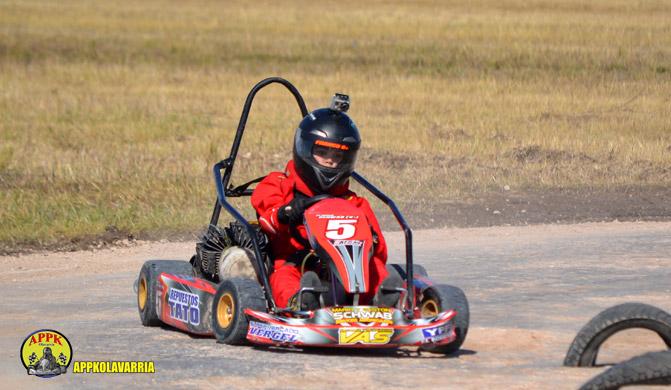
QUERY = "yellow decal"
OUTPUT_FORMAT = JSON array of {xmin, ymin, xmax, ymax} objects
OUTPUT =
[
  {"xmin": 338, "ymin": 328, "xmax": 393, "ymax": 345},
  {"xmin": 331, "ymin": 307, "xmax": 394, "ymax": 325}
]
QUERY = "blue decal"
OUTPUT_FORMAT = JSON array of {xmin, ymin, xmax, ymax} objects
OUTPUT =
[
  {"xmin": 248, "ymin": 321, "xmax": 299, "ymax": 343},
  {"xmin": 422, "ymin": 324, "xmax": 450, "ymax": 342},
  {"xmin": 168, "ymin": 288, "xmax": 200, "ymax": 326}
]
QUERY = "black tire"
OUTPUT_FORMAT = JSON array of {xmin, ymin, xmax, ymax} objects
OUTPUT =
[
  {"xmin": 419, "ymin": 284, "xmax": 470, "ymax": 354},
  {"xmin": 137, "ymin": 260, "xmax": 194, "ymax": 327},
  {"xmin": 212, "ymin": 277, "xmax": 266, "ymax": 345},
  {"xmin": 389, "ymin": 263, "xmax": 429, "ymax": 279},
  {"xmin": 564, "ymin": 303, "xmax": 671, "ymax": 367},
  {"xmin": 580, "ymin": 350, "xmax": 671, "ymax": 390}
]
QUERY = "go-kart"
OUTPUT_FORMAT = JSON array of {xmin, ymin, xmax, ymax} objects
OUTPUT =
[{"xmin": 135, "ymin": 77, "xmax": 469, "ymax": 353}]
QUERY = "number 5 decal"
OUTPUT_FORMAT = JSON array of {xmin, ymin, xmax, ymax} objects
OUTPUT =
[{"xmin": 325, "ymin": 219, "xmax": 357, "ymax": 239}]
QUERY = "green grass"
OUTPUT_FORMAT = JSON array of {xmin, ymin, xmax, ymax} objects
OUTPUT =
[{"xmin": 1, "ymin": 0, "xmax": 670, "ymax": 249}]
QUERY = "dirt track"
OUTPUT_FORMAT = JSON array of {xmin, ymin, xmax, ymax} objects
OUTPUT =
[{"xmin": 2, "ymin": 221, "xmax": 670, "ymax": 389}]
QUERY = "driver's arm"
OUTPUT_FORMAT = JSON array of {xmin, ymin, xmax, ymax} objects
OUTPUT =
[{"xmin": 251, "ymin": 172, "xmax": 289, "ymax": 236}]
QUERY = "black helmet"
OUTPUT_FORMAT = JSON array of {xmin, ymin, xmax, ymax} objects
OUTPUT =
[{"xmin": 293, "ymin": 107, "xmax": 361, "ymax": 193}]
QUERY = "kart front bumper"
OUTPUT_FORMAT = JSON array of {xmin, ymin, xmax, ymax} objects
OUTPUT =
[{"xmin": 244, "ymin": 306, "xmax": 456, "ymax": 348}]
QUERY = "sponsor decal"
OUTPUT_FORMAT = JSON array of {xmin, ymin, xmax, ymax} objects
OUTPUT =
[
  {"xmin": 422, "ymin": 323, "xmax": 452, "ymax": 343},
  {"xmin": 20, "ymin": 329, "xmax": 72, "ymax": 378},
  {"xmin": 332, "ymin": 240, "xmax": 363, "ymax": 247},
  {"xmin": 317, "ymin": 214, "xmax": 359, "ymax": 220},
  {"xmin": 314, "ymin": 139, "xmax": 350, "ymax": 150},
  {"xmin": 248, "ymin": 321, "xmax": 300, "ymax": 343},
  {"xmin": 73, "ymin": 361, "xmax": 155, "ymax": 374},
  {"xmin": 338, "ymin": 328, "xmax": 393, "ymax": 345},
  {"xmin": 331, "ymin": 307, "xmax": 393, "ymax": 325},
  {"xmin": 168, "ymin": 288, "xmax": 200, "ymax": 326}
]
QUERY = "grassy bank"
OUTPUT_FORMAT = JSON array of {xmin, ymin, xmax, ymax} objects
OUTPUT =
[{"xmin": 1, "ymin": 0, "xmax": 670, "ymax": 250}]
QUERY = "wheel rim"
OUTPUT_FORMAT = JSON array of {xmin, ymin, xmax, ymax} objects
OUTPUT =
[
  {"xmin": 217, "ymin": 293, "xmax": 235, "ymax": 328},
  {"xmin": 138, "ymin": 277, "xmax": 147, "ymax": 311},
  {"xmin": 421, "ymin": 298, "xmax": 440, "ymax": 317}
]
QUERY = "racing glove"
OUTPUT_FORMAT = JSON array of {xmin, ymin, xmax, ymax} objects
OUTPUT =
[{"xmin": 277, "ymin": 197, "xmax": 310, "ymax": 226}]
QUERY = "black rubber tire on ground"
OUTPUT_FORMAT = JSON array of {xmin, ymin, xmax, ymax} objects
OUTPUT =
[
  {"xmin": 419, "ymin": 284, "xmax": 470, "ymax": 354},
  {"xmin": 137, "ymin": 260, "xmax": 194, "ymax": 327},
  {"xmin": 580, "ymin": 350, "xmax": 671, "ymax": 390},
  {"xmin": 564, "ymin": 302, "xmax": 671, "ymax": 367},
  {"xmin": 389, "ymin": 263, "xmax": 429, "ymax": 279},
  {"xmin": 212, "ymin": 277, "xmax": 266, "ymax": 345}
]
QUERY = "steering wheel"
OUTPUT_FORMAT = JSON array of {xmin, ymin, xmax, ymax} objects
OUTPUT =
[{"xmin": 302, "ymin": 194, "xmax": 332, "ymax": 208}]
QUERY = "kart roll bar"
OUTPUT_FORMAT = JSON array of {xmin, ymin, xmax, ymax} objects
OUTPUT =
[
  {"xmin": 210, "ymin": 77, "xmax": 415, "ymax": 317},
  {"xmin": 211, "ymin": 77, "xmax": 308, "ymax": 311}
]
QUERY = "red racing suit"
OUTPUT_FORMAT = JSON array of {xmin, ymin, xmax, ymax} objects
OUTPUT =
[{"xmin": 251, "ymin": 160, "xmax": 388, "ymax": 308}]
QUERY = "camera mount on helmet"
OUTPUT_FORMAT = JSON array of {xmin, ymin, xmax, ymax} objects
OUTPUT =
[{"xmin": 330, "ymin": 93, "xmax": 350, "ymax": 113}]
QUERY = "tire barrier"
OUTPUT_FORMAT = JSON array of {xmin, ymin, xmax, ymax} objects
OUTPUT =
[
  {"xmin": 580, "ymin": 350, "xmax": 671, "ymax": 390},
  {"xmin": 564, "ymin": 302, "xmax": 671, "ymax": 367}
]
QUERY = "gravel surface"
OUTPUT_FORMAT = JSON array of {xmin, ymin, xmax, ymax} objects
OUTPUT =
[{"xmin": 2, "ymin": 221, "xmax": 670, "ymax": 389}]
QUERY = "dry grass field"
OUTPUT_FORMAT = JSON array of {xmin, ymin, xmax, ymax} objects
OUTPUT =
[{"xmin": 1, "ymin": 0, "xmax": 670, "ymax": 251}]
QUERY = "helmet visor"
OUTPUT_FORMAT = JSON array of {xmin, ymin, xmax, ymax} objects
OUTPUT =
[{"xmin": 311, "ymin": 140, "xmax": 355, "ymax": 169}]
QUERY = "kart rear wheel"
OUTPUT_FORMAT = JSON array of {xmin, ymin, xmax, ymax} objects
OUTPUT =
[
  {"xmin": 137, "ymin": 260, "xmax": 194, "ymax": 327},
  {"xmin": 419, "ymin": 284, "xmax": 469, "ymax": 355},
  {"xmin": 212, "ymin": 277, "xmax": 266, "ymax": 345}
]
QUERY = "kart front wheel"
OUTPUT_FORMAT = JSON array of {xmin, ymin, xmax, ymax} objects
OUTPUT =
[
  {"xmin": 420, "ymin": 284, "xmax": 469, "ymax": 355},
  {"xmin": 212, "ymin": 277, "xmax": 266, "ymax": 345}
]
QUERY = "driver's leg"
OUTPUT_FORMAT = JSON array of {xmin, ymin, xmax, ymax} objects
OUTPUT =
[{"xmin": 269, "ymin": 260, "xmax": 301, "ymax": 308}]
